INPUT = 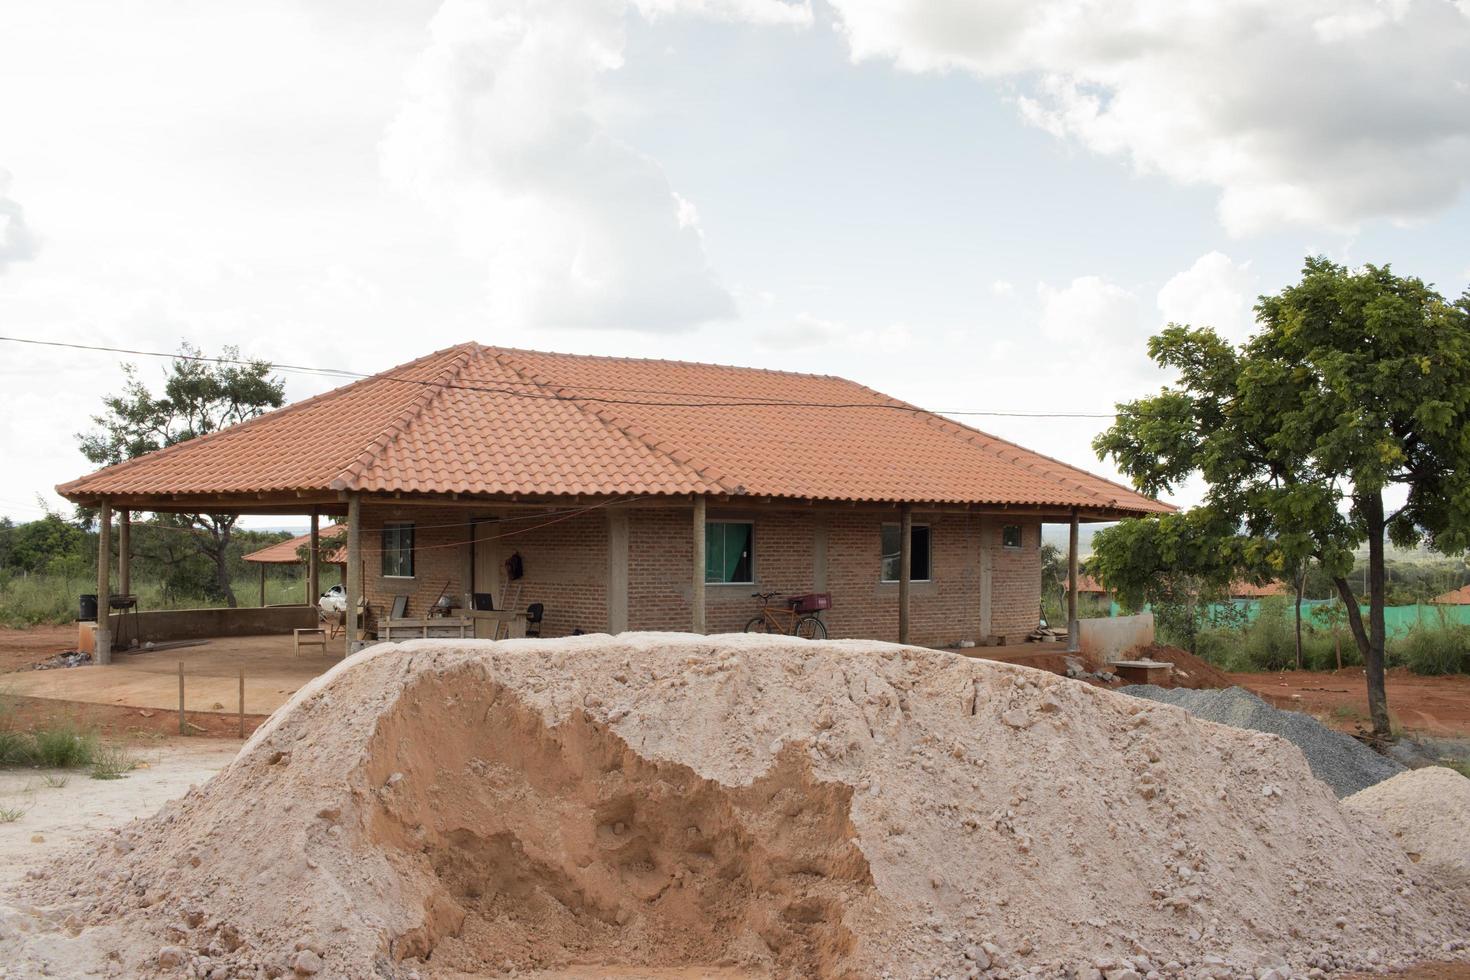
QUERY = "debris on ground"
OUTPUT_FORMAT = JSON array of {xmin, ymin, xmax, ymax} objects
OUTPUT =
[
  {"xmin": 1121, "ymin": 643, "xmax": 1235, "ymax": 690},
  {"xmin": 31, "ymin": 649, "xmax": 91, "ymax": 670},
  {"xmin": 1343, "ymin": 766, "xmax": 1470, "ymax": 893},
  {"xmin": 8, "ymin": 635, "xmax": 1468, "ymax": 978},
  {"xmin": 1122, "ymin": 684, "xmax": 1405, "ymax": 797}
]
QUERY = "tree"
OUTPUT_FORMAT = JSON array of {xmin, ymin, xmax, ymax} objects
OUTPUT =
[
  {"xmin": 1093, "ymin": 258, "xmax": 1470, "ymax": 735},
  {"xmin": 78, "ymin": 343, "xmax": 285, "ymax": 606}
]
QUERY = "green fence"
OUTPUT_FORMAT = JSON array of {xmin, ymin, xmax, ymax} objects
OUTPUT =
[{"xmin": 1111, "ymin": 598, "xmax": 1470, "ymax": 637}]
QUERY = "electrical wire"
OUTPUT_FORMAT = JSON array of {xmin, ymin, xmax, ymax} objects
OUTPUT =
[{"xmin": 0, "ymin": 335, "xmax": 1117, "ymax": 419}]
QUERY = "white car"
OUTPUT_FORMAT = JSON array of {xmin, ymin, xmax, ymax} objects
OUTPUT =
[{"xmin": 319, "ymin": 584, "xmax": 346, "ymax": 613}]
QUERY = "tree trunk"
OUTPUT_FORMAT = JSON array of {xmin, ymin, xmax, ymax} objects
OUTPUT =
[
  {"xmin": 1331, "ymin": 575, "xmax": 1371, "ymax": 662},
  {"xmin": 1293, "ymin": 568, "xmax": 1305, "ymax": 671},
  {"xmin": 1362, "ymin": 493, "xmax": 1390, "ymax": 736},
  {"xmin": 194, "ymin": 514, "xmax": 238, "ymax": 608}
]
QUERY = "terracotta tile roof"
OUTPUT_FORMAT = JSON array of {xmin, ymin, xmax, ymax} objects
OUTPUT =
[
  {"xmin": 243, "ymin": 526, "xmax": 345, "ymax": 565},
  {"xmin": 1432, "ymin": 585, "xmax": 1470, "ymax": 605},
  {"xmin": 59, "ymin": 343, "xmax": 1173, "ymax": 515},
  {"xmin": 1229, "ymin": 580, "xmax": 1289, "ymax": 599},
  {"xmin": 1063, "ymin": 574, "xmax": 1109, "ymax": 594}
]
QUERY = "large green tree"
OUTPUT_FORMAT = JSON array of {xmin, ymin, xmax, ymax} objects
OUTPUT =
[
  {"xmin": 78, "ymin": 343, "xmax": 284, "ymax": 606},
  {"xmin": 1093, "ymin": 258, "xmax": 1470, "ymax": 734}
]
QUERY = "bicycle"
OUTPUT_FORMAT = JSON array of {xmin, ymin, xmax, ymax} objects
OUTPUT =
[{"xmin": 744, "ymin": 591, "xmax": 828, "ymax": 639}]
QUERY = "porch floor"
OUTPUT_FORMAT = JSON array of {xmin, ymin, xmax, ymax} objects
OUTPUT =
[{"xmin": 3, "ymin": 634, "xmax": 346, "ymax": 717}]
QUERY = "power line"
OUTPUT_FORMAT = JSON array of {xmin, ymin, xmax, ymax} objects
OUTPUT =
[{"xmin": 0, "ymin": 335, "xmax": 1118, "ymax": 419}]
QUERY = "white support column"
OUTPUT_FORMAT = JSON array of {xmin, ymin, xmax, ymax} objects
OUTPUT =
[
  {"xmin": 346, "ymin": 494, "xmax": 362, "ymax": 651},
  {"xmin": 898, "ymin": 503, "xmax": 913, "ymax": 644},
  {"xmin": 691, "ymin": 496, "xmax": 706, "ymax": 634},
  {"xmin": 95, "ymin": 501, "xmax": 112, "ymax": 666},
  {"xmin": 1067, "ymin": 509, "xmax": 1080, "ymax": 653}
]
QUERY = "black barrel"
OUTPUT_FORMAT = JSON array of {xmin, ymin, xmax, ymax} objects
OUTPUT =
[{"xmin": 79, "ymin": 594, "xmax": 98, "ymax": 622}]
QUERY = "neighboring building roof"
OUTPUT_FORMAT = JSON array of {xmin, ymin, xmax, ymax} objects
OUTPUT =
[
  {"xmin": 59, "ymin": 344, "xmax": 1173, "ymax": 515},
  {"xmin": 1432, "ymin": 585, "xmax": 1470, "ymax": 605},
  {"xmin": 243, "ymin": 526, "xmax": 346, "ymax": 565},
  {"xmin": 1063, "ymin": 574, "xmax": 1109, "ymax": 595},
  {"xmin": 1229, "ymin": 580, "xmax": 1289, "ymax": 599}
]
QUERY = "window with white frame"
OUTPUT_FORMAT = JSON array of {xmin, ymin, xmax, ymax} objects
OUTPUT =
[
  {"xmin": 881, "ymin": 523, "xmax": 932, "ymax": 582},
  {"xmin": 705, "ymin": 521, "xmax": 753, "ymax": 584},
  {"xmin": 381, "ymin": 523, "xmax": 415, "ymax": 578}
]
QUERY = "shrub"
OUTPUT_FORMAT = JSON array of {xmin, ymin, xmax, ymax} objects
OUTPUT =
[
  {"xmin": 28, "ymin": 723, "xmax": 98, "ymax": 768},
  {"xmin": 89, "ymin": 742, "xmax": 137, "ymax": 781},
  {"xmin": 1396, "ymin": 625, "xmax": 1470, "ymax": 676}
]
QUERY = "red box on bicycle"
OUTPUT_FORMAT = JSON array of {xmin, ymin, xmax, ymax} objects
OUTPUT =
[{"xmin": 789, "ymin": 592, "xmax": 831, "ymax": 613}]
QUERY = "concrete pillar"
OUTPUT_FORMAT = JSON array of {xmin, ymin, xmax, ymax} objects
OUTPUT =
[
  {"xmin": 898, "ymin": 504, "xmax": 912, "ymax": 644},
  {"xmin": 1067, "ymin": 509, "xmax": 1080, "ymax": 653},
  {"xmin": 308, "ymin": 511, "xmax": 320, "ymax": 605},
  {"xmin": 607, "ymin": 508, "xmax": 629, "ymax": 634},
  {"xmin": 258, "ymin": 563, "xmax": 267, "ymax": 607},
  {"xmin": 95, "ymin": 501, "xmax": 112, "ymax": 666},
  {"xmin": 691, "ymin": 496, "xmax": 706, "ymax": 634},
  {"xmin": 117, "ymin": 509, "xmax": 131, "ymax": 597},
  {"xmin": 346, "ymin": 494, "xmax": 362, "ymax": 651}
]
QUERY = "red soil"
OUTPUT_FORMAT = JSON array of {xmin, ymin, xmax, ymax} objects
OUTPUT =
[{"xmin": 1233, "ymin": 668, "xmax": 1470, "ymax": 739}]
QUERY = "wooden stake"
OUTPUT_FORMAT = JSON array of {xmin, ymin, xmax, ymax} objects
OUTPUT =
[
  {"xmin": 178, "ymin": 661, "xmax": 186, "ymax": 736},
  {"xmin": 238, "ymin": 667, "xmax": 245, "ymax": 739}
]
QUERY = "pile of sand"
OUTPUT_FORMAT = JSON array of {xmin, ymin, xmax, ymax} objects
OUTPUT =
[
  {"xmin": 1122, "ymin": 685, "xmax": 1404, "ymax": 798},
  {"xmin": 1344, "ymin": 766, "xmax": 1470, "ymax": 894},
  {"xmin": 8, "ymin": 634, "xmax": 1470, "ymax": 978}
]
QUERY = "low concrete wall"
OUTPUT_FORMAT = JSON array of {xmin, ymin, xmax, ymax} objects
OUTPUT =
[
  {"xmin": 1077, "ymin": 613, "xmax": 1155, "ymax": 663},
  {"xmin": 102, "ymin": 605, "xmax": 318, "ymax": 644}
]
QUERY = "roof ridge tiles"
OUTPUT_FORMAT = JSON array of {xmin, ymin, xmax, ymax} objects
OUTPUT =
[
  {"xmin": 329, "ymin": 346, "xmax": 475, "ymax": 492},
  {"xmin": 478, "ymin": 343, "xmax": 844, "ymax": 385},
  {"xmin": 489, "ymin": 348, "xmax": 737, "ymax": 495},
  {"xmin": 56, "ymin": 344, "xmax": 474, "ymax": 498}
]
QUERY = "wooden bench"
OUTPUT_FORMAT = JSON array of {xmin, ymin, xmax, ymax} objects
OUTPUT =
[
  {"xmin": 293, "ymin": 628, "xmax": 327, "ymax": 657},
  {"xmin": 380, "ymin": 617, "xmax": 473, "ymax": 642}
]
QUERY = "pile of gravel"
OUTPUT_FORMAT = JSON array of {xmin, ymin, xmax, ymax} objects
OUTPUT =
[{"xmin": 1122, "ymin": 684, "xmax": 1404, "ymax": 797}]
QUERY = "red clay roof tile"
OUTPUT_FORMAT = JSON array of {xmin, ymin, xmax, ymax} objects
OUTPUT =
[{"xmin": 58, "ymin": 343, "xmax": 1172, "ymax": 515}]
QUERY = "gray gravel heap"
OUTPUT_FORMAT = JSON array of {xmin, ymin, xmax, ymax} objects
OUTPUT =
[{"xmin": 1122, "ymin": 684, "xmax": 1404, "ymax": 798}]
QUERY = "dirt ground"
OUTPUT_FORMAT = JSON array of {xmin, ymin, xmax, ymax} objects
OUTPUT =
[
  {"xmin": 0, "ymin": 624, "xmax": 77, "ymax": 673},
  {"xmin": 1234, "ymin": 668, "xmax": 1470, "ymax": 739},
  {"xmin": 0, "ymin": 736, "xmax": 239, "ymax": 891}
]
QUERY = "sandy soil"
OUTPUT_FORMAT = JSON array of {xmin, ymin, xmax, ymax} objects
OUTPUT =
[
  {"xmin": 0, "ymin": 737, "xmax": 239, "ymax": 891},
  {"xmin": 0, "ymin": 624, "xmax": 77, "ymax": 673},
  {"xmin": 1235, "ymin": 668, "xmax": 1470, "ymax": 738},
  {"xmin": 11, "ymin": 634, "xmax": 1470, "ymax": 979}
]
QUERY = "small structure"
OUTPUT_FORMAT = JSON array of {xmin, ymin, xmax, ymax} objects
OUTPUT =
[
  {"xmin": 1062, "ymin": 573, "xmax": 1109, "ymax": 597},
  {"xmin": 59, "ymin": 343, "xmax": 1172, "ymax": 659},
  {"xmin": 243, "ymin": 525, "xmax": 346, "ymax": 606},
  {"xmin": 1228, "ymin": 580, "xmax": 1288, "ymax": 600},
  {"xmin": 1431, "ymin": 584, "xmax": 1470, "ymax": 605}
]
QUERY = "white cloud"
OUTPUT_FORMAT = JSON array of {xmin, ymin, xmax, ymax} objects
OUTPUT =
[
  {"xmin": 382, "ymin": 0, "xmax": 747, "ymax": 332},
  {"xmin": 827, "ymin": 0, "xmax": 1470, "ymax": 234},
  {"xmin": 990, "ymin": 279, "xmax": 1013, "ymax": 296},
  {"xmin": 1156, "ymin": 251, "xmax": 1256, "ymax": 341},
  {"xmin": 0, "ymin": 171, "xmax": 39, "ymax": 273},
  {"xmin": 632, "ymin": 0, "xmax": 811, "ymax": 25},
  {"xmin": 1036, "ymin": 275, "xmax": 1141, "ymax": 346},
  {"xmin": 757, "ymin": 312, "xmax": 911, "ymax": 352}
]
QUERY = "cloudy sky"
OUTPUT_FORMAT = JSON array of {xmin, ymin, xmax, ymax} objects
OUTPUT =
[{"xmin": 2, "ymin": 0, "xmax": 1468, "ymax": 526}]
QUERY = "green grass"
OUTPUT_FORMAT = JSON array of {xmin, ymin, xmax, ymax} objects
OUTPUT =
[
  {"xmin": 29, "ymin": 724, "xmax": 98, "ymax": 768},
  {"xmin": 41, "ymin": 773, "xmax": 68, "ymax": 789},
  {"xmin": 89, "ymin": 743, "xmax": 137, "ymax": 781},
  {"xmin": 0, "ymin": 571, "xmax": 316, "ymax": 628},
  {"xmin": 0, "ymin": 805, "xmax": 24, "ymax": 823}
]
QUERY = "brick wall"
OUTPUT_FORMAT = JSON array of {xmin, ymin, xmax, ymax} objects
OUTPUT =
[
  {"xmin": 359, "ymin": 502, "xmax": 1041, "ymax": 644},
  {"xmin": 360, "ymin": 504, "xmax": 608, "ymax": 636},
  {"xmin": 625, "ymin": 506, "xmax": 1042, "ymax": 647}
]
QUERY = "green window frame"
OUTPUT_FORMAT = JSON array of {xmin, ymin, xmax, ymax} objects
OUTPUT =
[
  {"xmin": 381, "ymin": 523, "xmax": 415, "ymax": 578},
  {"xmin": 705, "ymin": 521, "xmax": 753, "ymax": 584},
  {"xmin": 880, "ymin": 523, "xmax": 932, "ymax": 582}
]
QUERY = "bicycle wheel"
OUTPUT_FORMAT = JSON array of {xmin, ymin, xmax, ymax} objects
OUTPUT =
[
  {"xmin": 794, "ymin": 616, "xmax": 826, "ymax": 639},
  {"xmin": 744, "ymin": 616, "xmax": 772, "ymax": 633}
]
